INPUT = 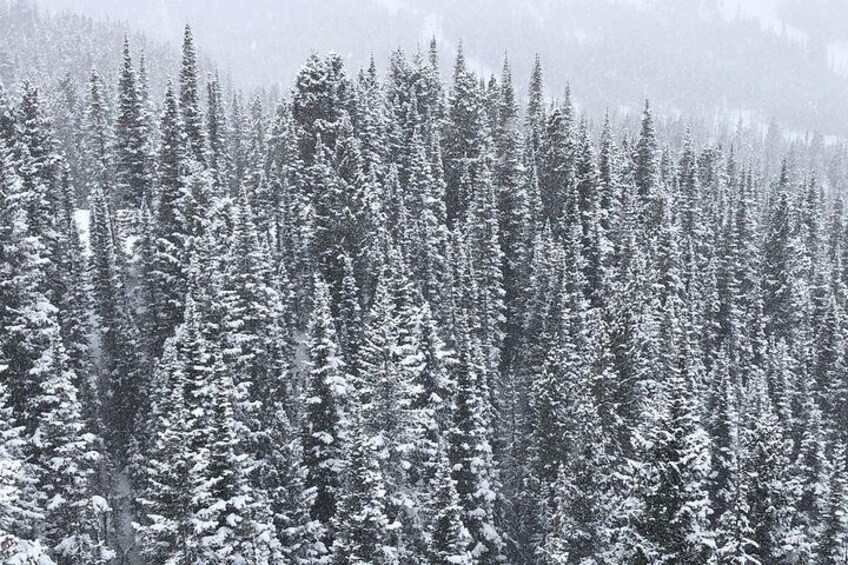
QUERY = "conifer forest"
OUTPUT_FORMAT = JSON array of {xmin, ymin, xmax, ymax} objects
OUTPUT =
[{"xmin": 4, "ymin": 1, "xmax": 848, "ymax": 564}]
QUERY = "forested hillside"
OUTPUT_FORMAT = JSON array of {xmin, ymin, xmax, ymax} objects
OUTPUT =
[
  {"xmin": 1, "ymin": 15, "xmax": 848, "ymax": 565},
  {"xmin": 0, "ymin": 0, "xmax": 212, "ymax": 215},
  {"xmin": 0, "ymin": 1, "xmax": 185, "ymax": 93},
  {"xmin": 37, "ymin": 0, "xmax": 848, "ymax": 136}
]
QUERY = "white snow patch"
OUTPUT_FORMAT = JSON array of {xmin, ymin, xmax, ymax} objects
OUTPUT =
[
  {"xmin": 91, "ymin": 495, "xmax": 111, "ymax": 514},
  {"xmin": 124, "ymin": 235, "xmax": 139, "ymax": 256},
  {"xmin": 74, "ymin": 209, "xmax": 90, "ymax": 254}
]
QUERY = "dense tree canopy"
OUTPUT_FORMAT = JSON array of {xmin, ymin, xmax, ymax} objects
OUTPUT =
[{"xmin": 1, "ymin": 16, "xmax": 848, "ymax": 565}]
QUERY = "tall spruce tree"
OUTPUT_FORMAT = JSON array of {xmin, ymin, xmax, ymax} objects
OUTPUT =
[
  {"xmin": 88, "ymin": 184, "xmax": 139, "ymax": 457},
  {"xmin": 147, "ymin": 82, "xmax": 190, "ymax": 354},
  {"xmin": 114, "ymin": 37, "xmax": 150, "ymax": 208},
  {"xmin": 302, "ymin": 274, "xmax": 348, "ymax": 558},
  {"xmin": 178, "ymin": 24, "xmax": 206, "ymax": 164}
]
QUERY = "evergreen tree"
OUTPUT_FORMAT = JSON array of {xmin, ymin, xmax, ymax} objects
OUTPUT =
[
  {"xmin": 821, "ymin": 446, "xmax": 848, "ymax": 565},
  {"xmin": 629, "ymin": 306, "xmax": 715, "ymax": 564},
  {"xmin": 206, "ymin": 73, "xmax": 228, "ymax": 192},
  {"xmin": 763, "ymin": 177, "xmax": 801, "ymax": 342},
  {"xmin": 137, "ymin": 332, "xmax": 194, "ymax": 563},
  {"xmin": 632, "ymin": 100, "xmax": 662, "ymax": 232},
  {"xmin": 0, "ymin": 138, "xmax": 60, "ymax": 436},
  {"xmin": 30, "ymin": 331, "xmax": 105, "ymax": 564},
  {"xmin": 292, "ymin": 52, "xmax": 354, "ymax": 166},
  {"xmin": 448, "ymin": 239, "xmax": 505, "ymax": 564},
  {"xmin": 634, "ymin": 100, "xmax": 659, "ymax": 201},
  {"xmin": 81, "ymin": 69, "xmax": 112, "ymax": 203},
  {"xmin": 17, "ymin": 82, "xmax": 56, "ymax": 213},
  {"xmin": 189, "ymin": 354, "xmax": 281, "ymax": 563},
  {"xmin": 179, "ymin": 24, "xmax": 206, "ymax": 164},
  {"xmin": 428, "ymin": 446, "xmax": 473, "ymax": 565},
  {"xmin": 540, "ymin": 372, "xmax": 617, "ymax": 565},
  {"xmin": 302, "ymin": 274, "xmax": 348, "ymax": 557},
  {"xmin": 51, "ymin": 163, "xmax": 89, "ymax": 386},
  {"xmin": 793, "ymin": 394, "xmax": 828, "ymax": 561},
  {"xmin": 443, "ymin": 44, "xmax": 487, "ymax": 225},
  {"xmin": 493, "ymin": 56, "xmax": 529, "ymax": 395},
  {"xmin": 0, "ymin": 82, "xmax": 17, "ymax": 149},
  {"xmin": 743, "ymin": 375, "xmax": 801, "ymax": 564},
  {"xmin": 88, "ymin": 184, "xmax": 139, "ymax": 457},
  {"xmin": 221, "ymin": 186, "xmax": 288, "ymax": 503},
  {"xmin": 538, "ymin": 94, "xmax": 575, "ymax": 235},
  {"xmin": 714, "ymin": 360, "xmax": 759, "ymax": 565},
  {"xmin": 0, "ymin": 376, "xmax": 43, "ymax": 563},
  {"xmin": 525, "ymin": 54, "xmax": 545, "ymax": 156},
  {"xmin": 114, "ymin": 37, "xmax": 150, "ymax": 208},
  {"xmin": 465, "ymin": 154, "xmax": 506, "ymax": 428},
  {"xmin": 332, "ymin": 416, "xmax": 397, "ymax": 565},
  {"xmin": 147, "ymin": 82, "xmax": 189, "ymax": 354}
]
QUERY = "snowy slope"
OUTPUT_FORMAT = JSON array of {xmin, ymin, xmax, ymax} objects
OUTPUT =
[{"xmin": 74, "ymin": 208, "xmax": 90, "ymax": 255}]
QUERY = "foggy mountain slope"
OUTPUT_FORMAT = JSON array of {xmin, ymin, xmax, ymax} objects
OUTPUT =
[
  {"xmin": 37, "ymin": 0, "xmax": 848, "ymax": 137},
  {"xmin": 0, "ymin": 1, "xmax": 184, "ymax": 98}
]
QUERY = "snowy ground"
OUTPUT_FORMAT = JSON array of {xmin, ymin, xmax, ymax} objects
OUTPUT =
[
  {"xmin": 75, "ymin": 208, "xmax": 91, "ymax": 254},
  {"xmin": 75, "ymin": 208, "xmax": 138, "ymax": 256}
]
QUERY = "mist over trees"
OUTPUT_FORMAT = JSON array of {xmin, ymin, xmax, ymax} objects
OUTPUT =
[
  {"xmin": 2, "ymin": 1, "xmax": 848, "ymax": 564},
  {"xmin": 31, "ymin": 0, "xmax": 848, "ymax": 136}
]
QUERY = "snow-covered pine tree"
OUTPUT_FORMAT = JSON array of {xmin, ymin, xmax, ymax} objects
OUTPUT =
[
  {"xmin": 80, "ymin": 69, "xmax": 112, "ymax": 204},
  {"xmin": 205, "ymin": 73, "xmax": 228, "ymax": 193},
  {"xmin": 406, "ymin": 124, "xmax": 449, "ymax": 307},
  {"xmin": 188, "ymin": 353, "xmax": 281, "ymax": 564},
  {"xmin": 357, "ymin": 252, "xmax": 438, "ymax": 560},
  {"xmin": 114, "ymin": 37, "xmax": 150, "ymax": 209},
  {"xmin": 443, "ymin": 44, "xmax": 487, "ymax": 226},
  {"xmin": 337, "ymin": 253, "xmax": 364, "ymax": 385},
  {"xmin": 713, "ymin": 355, "xmax": 759, "ymax": 565},
  {"xmin": 447, "ymin": 234, "xmax": 505, "ymax": 564},
  {"xmin": 0, "ymin": 375, "xmax": 45, "ymax": 563},
  {"xmin": 301, "ymin": 274, "xmax": 348, "ymax": 559},
  {"xmin": 762, "ymin": 166, "xmax": 802, "ymax": 342},
  {"xmin": 792, "ymin": 393, "xmax": 829, "ymax": 561},
  {"xmin": 743, "ymin": 371, "xmax": 802, "ymax": 564},
  {"xmin": 292, "ymin": 52, "xmax": 354, "ymax": 166},
  {"xmin": 31, "ymin": 335, "xmax": 106, "ymax": 563},
  {"xmin": 427, "ymin": 445, "xmax": 472, "ymax": 565},
  {"xmin": 540, "ymin": 370, "xmax": 617, "ymax": 565},
  {"xmin": 178, "ymin": 23, "xmax": 206, "ymax": 165},
  {"xmin": 332, "ymin": 413, "xmax": 397, "ymax": 565},
  {"xmin": 619, "ymin": 269, "xmax": 715, "ymax": 564},
  {"xmin": 137, "ymin": 335, "xmax": 193, "ymax": 564},
  {"xmin": 147, "ymin": 81, "xmax": 190, "ymax": 354},
  {"xmin": 0, "ymin": 139, "xmax": 64, "ymax": 442},
  {"xmin": 227, "ymin": 92, "xmax": 249, "ymax": 195},
  {"xmin": 264, "ymin": 394, "xmax": 311, "ymax": 563},
  {"xmin": 820, "ymin": 445, "xmax": 848, "ymax": 565},
  {"xmin": 51, "ymin": 162, "xmax": 89, "ymax": 390},
  {"xmin": 355, "ymin": 55, "xmax": 388, "ymax": 179},
  {"xmin": 538, "ymin": 91, "xmax": 575, "ymax": 236},
  {"xmin": 524, "ymin": 54, "xmax": 545, "ymax": 157},
  {"xmin": 88, "ymin": 183, "xmax": 140, "ymax": 457},
  {"xmin": 221, "ymin": 186, "xmax": 288, "ymax": 494}
]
